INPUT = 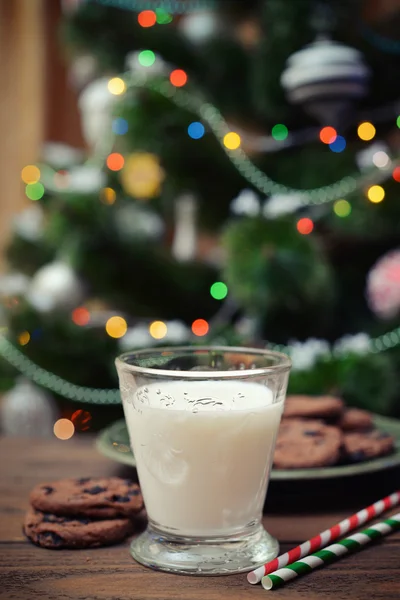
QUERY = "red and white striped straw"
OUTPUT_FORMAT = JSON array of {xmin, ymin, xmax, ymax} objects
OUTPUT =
[{"xmin": 247, "ymin": 491, "xmax": 400, "ymax": 585}]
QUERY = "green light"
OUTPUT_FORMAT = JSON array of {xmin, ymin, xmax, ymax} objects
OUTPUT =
[
  {"xmin": 138, "ymin": 50, "xmax": 156, "ymax": 67},
  {"xmin": 333, "ymin": 199, "xmax": 351, "ymax": 217},
  {"xmin": 397, "ymin": 115, "xmax": 400, "ymax": 129},
  {"xmin": 271, "ymin": 124, "xmax": 288, "ymax": 141},
  {"xmin": 210, "ymin": 282, "xmax": 228, "ymax": 301},
  {"xmin": 156, "ymin": 9, "xmax": 173, "ymax": 24},
  {"xmin": 25, "ymin": 182, "xmax": 45, "ymax": 201}
]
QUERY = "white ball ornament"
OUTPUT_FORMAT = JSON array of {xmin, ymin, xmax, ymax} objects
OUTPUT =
[
  {"xmin": 178, "ymin": 11, "xmax": 220, "ymax": 44},
  {"xmin": 27, "ymin": 261, "xmax": 85, "ymax": 314}
]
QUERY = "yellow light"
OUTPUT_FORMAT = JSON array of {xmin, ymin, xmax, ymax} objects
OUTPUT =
[
  {"xmin": 223, "ymin": 132, "xmax": 241, "ymax": 150},
  {"xmin": 21, "ymin": 165, "xmax": 40, "ymax": 184},
  {"xmin": 105, "ymin": 316, "xmax": 128, "ymax": 338},
  {"xmin": 53, "ymin": 419, "xmax": 75, "ymax": 440},
  {"xmin": 108, "ymin": 77, "xmax": 126, "ymax": 95},
  {"xmin": 18, "ymin": 331, "xmax": 30, "ymax": 346},
  {"xmin": 100, "ymin": 187, "xmax": 116, "ymax": 205},
  {"xmin": 357, "ymin": 122, "xmax": 376, "ymax": 141},
  {"xmin": 149, "ymin": 320, "xmax": 167, "ymax": 340},
  {"xmin": 367, "ymin": 185, "xmax": 385, "ymax": 203}
]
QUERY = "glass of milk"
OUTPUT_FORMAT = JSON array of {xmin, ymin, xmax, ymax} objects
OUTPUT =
[{"xmin": 116, "ymin": 346, "xmax": 291, "ymax": 575}]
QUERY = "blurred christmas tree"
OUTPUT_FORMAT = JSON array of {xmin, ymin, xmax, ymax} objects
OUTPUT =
[{"xmin": 1, "ymin": 0, "xmax": 400, "ymax": 433}]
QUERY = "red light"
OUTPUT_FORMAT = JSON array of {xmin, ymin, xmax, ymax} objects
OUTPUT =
[
  {"xmin": 393, "ymin": 167, "xmax": 400, "ymax": 182},
  {"xmin": 138, "ymin": 10, "xmax": 156, "ymax": 27},
  {"xmin": 170, "ymin": 69, "xmax": 188, "ymax": 87},
  {"xmin": 192, "ymin": 319, "xmax": 209, "ymax": 337},
  {"xmin": 71, "ymin": 409, "xmax": 92, "ymax": 431},
  {"xmin": 297, "ymin": 218, "xmax": 314, "ymax": 235},
  {"xmin": 72, "ymin": 307, "xmax": 90, "ymax": 326},
  {"xmin": 107, "ymin": 153, "xmax": 124, "ymax": 171},
  {"xmin": 319, "ymin": 127, "xmax": 337, "ymax": 144}
]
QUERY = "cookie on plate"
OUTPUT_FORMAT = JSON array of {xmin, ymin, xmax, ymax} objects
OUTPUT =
[
  {"xmin": 343, "ymin": 430, "xmax": 394, "ymax": 462},
  {"xmin": 24, "ymin": 508, "xmax": 133, "ymax": 549},
  {"xmin": 339, "ymin": 408, "xmax": 373, "ymax": 432},
  {"xmin": 274, "ymin": 419, "xmax": 342, "ymax": 469},
  {"xmin": 283, "ymin": 395, "xmax": 344, "ymax": 420},
  {"xmin": 30, "ymin": 477, "xmax": 143, "ymax": 519}
]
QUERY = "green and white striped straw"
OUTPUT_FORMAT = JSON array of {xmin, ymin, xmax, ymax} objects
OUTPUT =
[{"xmin": 262, "ymin": 512, "xmax": 400, "ymax": 591}]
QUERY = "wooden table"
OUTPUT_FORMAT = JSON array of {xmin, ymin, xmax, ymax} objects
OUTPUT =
[{"xmin": 0, "ymin": 436, "xmax": 399, "ymax": 600}]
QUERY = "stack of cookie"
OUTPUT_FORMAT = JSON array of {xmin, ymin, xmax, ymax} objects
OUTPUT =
[
  {"xmin": 273, "ymin": 395, "xmax": 394, "ymax": 469},
  {"xmin": 24, "ymin": 477, "xmax": 143, "ymax": 549}
]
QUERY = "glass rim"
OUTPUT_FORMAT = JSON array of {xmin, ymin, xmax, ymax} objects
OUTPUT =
[{"xmin": 115, "ymin": 345, "xmax": 291, "ymax": 379}]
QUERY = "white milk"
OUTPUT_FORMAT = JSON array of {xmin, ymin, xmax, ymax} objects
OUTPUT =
[{"xmin": 123, "ymin": 380, "xmax": 283, "ymax": 537}]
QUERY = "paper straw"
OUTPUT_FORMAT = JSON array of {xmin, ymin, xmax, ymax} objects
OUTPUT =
[
  {"xmin": 261, "ymin": 512, "xmax": 400, "ymax": 590},
  {"xmin": 247, "ymin": 491, "xmax": 400, "ymax": 584}
]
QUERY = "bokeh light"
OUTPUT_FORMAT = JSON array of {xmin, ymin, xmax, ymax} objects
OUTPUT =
[
  {"xmin": 71, "ymin": 409, "xmax": 92, "ymax": 431},
  {"xmin": 100, "ymin": 187, "xmax": 117, "ymax": 205},
  {"xmin": 319, "ymin": 127, "xmax": 337, "ymax": 144},
  {"xmin": 138, "ymin": 50, "xmax": 156, "ymax": 67},
  {"xmin": 170, "ymin": 69, "xmax": 188, "ymax": 87},
  {"xmin": 357, "ymin": 122, "xmax": 376, "ymax": 141},
  {"xmin": 53, "ymin": 419, "xmax": 75, "ymax": 441},
  {"xmin": 18, "ymin": 331, "xmax": 30, "ymax": 346},
  {"xmin": 210, "ymin": 282, "xmax": 228, "ymax": 300},
  {"xmin": 25, "ymin": 182, "xmax": 45, "ymax": 200},
  {"xmin": 392, "ymin": 167, "xmax": 400, "ymax": 182},
  {"xmin": 188, "ymin": 122, "xmax": 205, "ymax": 139},
  {"xmin": 192, "ymin": 319, "xmax": 209, "ymax": 336},
  {"xmin": 156, "ymin": 8, "xmax": 172, "ymax": 24},
  {"xmin": 372, "ymin": 151, "xmax": 390, "ymax": 168},
  {"xmin": 329, "ymin": 135, "xmax": 346, "ymax": 153},
  {"xmin": 223, "ymin": 132, "xmax": 241, "ymax": 150},
  {"xmin": 21, "ymin": 165, "xmax": 40, "ymax": 184},
  {"xmin": 333, "ymin": 199, "xmax": 351, "ymax": 217},
  {"xmin": 138, "ymin": 10, "xmax": 156, "ymax": 27},
  {"xmin": 72, "ymin": 307, "xmax": 90, "ymax": 326},
  {"xmin": 297, "ymin": 217, "xmax": 314, "ymax": 235},
  {"xmin": 106, "ymin": 153, "xmax": 124, "ymax": 171},
  {"xmin": 367, "ymin": 185, "xmax": 385, "ymax": 203},
  {"xmin": 112, "ymin": 118, "xmax": 129, "ymax": 135},
  {"xmin": 271, "ymin": 124, "xmax": 288, "ymax": 141},
  {"xmin": 108, "ymin": 77, "xmax": 126, "ymax": 95},
  {"xmin": 106, "ymin": 316, "xmax": 128, "ymax": 338},
  {"xmin": 149, "ymin": 320, "xmax": 168, "ymax": 339},
  {"xmin": 397, "ymin": 116, "xmax": 400, "ymax": 128}
]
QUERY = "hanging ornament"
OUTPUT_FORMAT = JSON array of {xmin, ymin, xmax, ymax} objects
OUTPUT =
[
  {"xmin": 1, "ymin": 378, "xmax": 58, "ymax": 437},
  {"xmin": 27, "ymin": 261, "xmax": 85, "ymax": 314},
  {"xmin": 0, "ymin": 273, "xmax": 30, "ymax": 299},
  {"xmin": 178, "ymin": 11, "xmax": 221, "ymax": 44},
  {"xmin": 171, "ymin": 194, "xmax": 197, "ymax": 262},
  {"xmin": 78, "ymin": 77, "xmax": 119, "ymax": 151},
  {"xmin": 281, "ymin": 38, "xmax": 370, "ymax": 126},
  {"xmin": 356, "ymin": 142, "xmax": 391, "ymax": 172},
  {"xmin": 120, "ymin": 153, "xmax": 165, "ymax": 199},
  {"xmin": 230, "ymin": 189, "xmax": 260, "ymax": 217},
  {"xmin": 114, "ymin": 203, "xmax": 165, "ymax": 242},
  {"xmin": 366, "ymin": 250, "xmax": 400, "ymax": 319}
]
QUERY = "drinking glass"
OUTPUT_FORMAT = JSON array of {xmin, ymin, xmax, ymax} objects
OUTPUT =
[{"xmin": 116, "ymin": 346, "xmax": 291, "ymax": 575}]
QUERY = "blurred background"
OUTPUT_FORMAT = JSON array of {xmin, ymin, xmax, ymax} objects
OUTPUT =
[{"xmin": 1, "ymin": 0, "xmax": 400, "ymax": 440}]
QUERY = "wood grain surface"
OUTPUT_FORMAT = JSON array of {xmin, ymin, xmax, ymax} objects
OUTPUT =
[{"xmin": 0, "ymin": 436, "xmax": 399, "ymax": 600}]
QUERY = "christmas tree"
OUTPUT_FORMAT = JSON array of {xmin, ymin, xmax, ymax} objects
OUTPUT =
[{"xmin": 2, "ymin": 0, "xmax": 400, "ymax": 433}]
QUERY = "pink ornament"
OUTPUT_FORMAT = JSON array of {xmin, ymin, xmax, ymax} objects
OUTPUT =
[{"xmin": 366, "ymin": 250, "xmax": 400, "ymax": 319}]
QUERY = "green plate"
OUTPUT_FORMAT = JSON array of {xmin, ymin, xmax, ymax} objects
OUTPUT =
[{"xmin": 96, "ymin": 415, "xmax": 400, "ymax": 480}]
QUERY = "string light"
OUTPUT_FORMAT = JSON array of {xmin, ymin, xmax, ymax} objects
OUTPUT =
[
  {"xmin": 112, "ymin": 118, "xmax": 129, "ymax": 135},
  {"xmin": 21, "ymin": 165, "xmax": 40, "ymax": 184},
  {"xmin": 392, "ymin": 167, "xmax": 400, "ymax": 182},
  {"xmin": 333, "ymin": 199, "xmax": 351, "ymax": 217},
  {"xmin": 71, "ymin": 409, "xmax": 92, "ymax": 431},
  {"xmin": 367, "ymin": 185, "xmax": 385, "ymax": 203},
  {"xmin": 372, "ymin": 151, "xmax": 390, "ymax": 168},
  {"xmin": 72, "ymin": 307, "xmax": 90, "ymax": 326},
  {"xmin": 188, "ymin": 122, "xmax": 205, "ymax": 139},
  {"xmin": 149, "ymin": 321, "xmax": 167, "ymax": 339},
  {"xmin": 100, "ymin": 187, "xmax": 117, "ymax": 205},
  {"xmin": 210, "ymin": 282, "xmax": 228, "ymax": 300},
  {"xmin": 156, "ymin": 8, "xmax": 172, "ymax": 24},
  {"xmin": 138, "ymin": 50, "xmax": 156, "ymax": 67},
  {"xmin": 357, "ymin": 122, "xmax": 376, "ymax": 141},
  {"xmin": 329, "ymin": 136, "xmax": 346, "ymax": 153},
  {"xmin": 223, "ymin": 132, "xmax": 241, "ymax": 150},
  {"xmin": 105, "ymin": 316, "xmax": 128, "ymax": 338},
  {"xmin": 108, "ymin": 77, "xmax": 126, "ymax": 95},
  {"xmin": 53, "ymin": 418, "xmax": 75, "ymax": 440},
  {"xmin": 271, "ymin": 124, "xmax": 288, "ymax": 141},
  {"xmin": 192, "ymin": 319, "xmax": 209, "ymax": 336},
  {"xmin": 138, "ymin": 10, "xmax": 156, "ymax": 27},
  {"xmin": 25, "ymin": 182, "xmax": 45, "ymax": 200},
  {"xmin": 106, "ymin": 153, "xmax": 124, "ymax": 171},
  {"xmin": 170, "ymin": 69, "xmax": 188, "ymax": 87},
  {"xmin": 397, "ymin": 116, "xmax": 400, "ymax": 128},
  {"xmin": 18, "ymin": 331, "xmax": 30, "ymax": 346},
  {"xmin": 297, "ymin": 217, "xmax": 314, "ymax": 235},
  {"xmin": 319, "ymin": 127, "xmax": 337, "ymax": 144}
]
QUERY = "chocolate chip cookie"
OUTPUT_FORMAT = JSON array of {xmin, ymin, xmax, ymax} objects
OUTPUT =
[
  {"xmin": 274, "ymin": 419, "xmax": 342, "ymax": 469},
  {"xmin": 30, "ymin": 477, "xmax": 143, "ymax": 519},
  {"xmin": 339, "ymin": 408, "xmax": 373, "ymax": 432},
  {"xmin": 24, "ymin": 508, "xmax": 133, "ymax": 549},
  {"xmin": 283, "ymin": 395, "xmax": 344, "ymax": 420},
  {"xmin": 343, "ymin": 430, "xmax": 394, "ymax": 462}
]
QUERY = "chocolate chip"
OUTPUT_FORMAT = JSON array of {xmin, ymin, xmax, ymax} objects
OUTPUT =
[
  {"xmin": 349, "ymin": 450, "xmax": 366, "ymax": 462},
  {"xmin": 76, "ymin": 517, "xmax": 91, "ymax": 525},
  {"xmin": 41, "ymin": 486, "xmax": 54, "ymax": 495},
  {"xmin": 39, "ymin": 531, "xmax": 64, "ymax": 547},
  {"xmin": 83, "ymin": 486, "xmax": 107, "ymax": 495},
  {"xmin": 304, "ymin": 431, "xmax": 320, "ymax": 437},
  {"xmin": 127, "ymin": 489, "xmax": 140, "ymax": 496},
  {"xmin": 42, "ymin": 514, "xmax": 59, "ymax": 523},
  {"xmin": 77, "ymin": 478, "xmax": 91, "ymax": 485},
  {"xmin": 124, "ymin": 479, "xmax": 134, "ymax": 486},
  {"xmin": 110, "ymin": 494, "xmax": 130, "ymax": 503}
]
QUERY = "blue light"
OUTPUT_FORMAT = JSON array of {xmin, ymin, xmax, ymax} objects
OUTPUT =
[
  {"xmin": 112, "ymin": 118, "xmax": 129, "ymax": 135},
  {"xmin": 329, "ymin": 135, "xmax": 346, "ymax": 153},
  {"xmin": 188, "ymin": 122, "xmax": 205, "ymax": 140}
]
